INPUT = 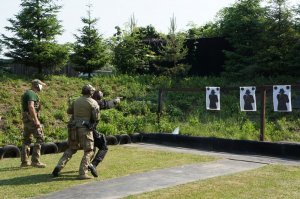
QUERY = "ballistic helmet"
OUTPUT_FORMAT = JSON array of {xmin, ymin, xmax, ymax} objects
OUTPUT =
[
  {"xmin": 82, "ymin": 84, "xmax": 95, "ymax": 96},
  {"xmin": 92, "ymin": 90, "xmax": 103, "ymax": 101}
]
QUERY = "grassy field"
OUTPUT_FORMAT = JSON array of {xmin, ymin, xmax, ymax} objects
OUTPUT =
[
  {"xmin": 0, "ymin": 145, "xmax": 215, "ymax": 199},
  {"xmin": 126, "ymin": 164, "xmax": 300, "ymax": 199}
]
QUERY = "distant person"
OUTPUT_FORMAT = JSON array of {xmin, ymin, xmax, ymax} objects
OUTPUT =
[
  {"xmin": 87, "ymin": 90, "xmax": 121, "ymax": 177},
  {"xmin": 52, "ymin": 84, "xmax": 99, "ymax": 179},
  {"xmin": 20, "ymin": 79, "xmax": 47, "ymax": 168},
  {"xmin": 243, "ymin": 89, "xmax": 254, "ymax": 110},
  {"xmin": 209, "ymin": 89, "xmax": 218, "ymax": 109},
  {"xmin": 277, "ymin": 88, "xmax": 289, "ymax": 111}
]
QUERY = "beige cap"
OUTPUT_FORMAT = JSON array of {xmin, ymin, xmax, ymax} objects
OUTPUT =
[{"xmin": 32, "ymin": 79, "xmax": 46, "ymax": 86}]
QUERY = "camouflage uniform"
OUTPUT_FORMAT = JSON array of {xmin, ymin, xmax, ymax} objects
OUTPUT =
[
  {"xmin": 53, "ymin": 85, "xmax": 99, "ymax": 179},
  {"xmin": 21, "ymin": 79, "xmax": 46, "ymax": 168}
]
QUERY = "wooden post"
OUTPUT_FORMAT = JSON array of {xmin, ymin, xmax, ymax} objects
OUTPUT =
[
  {"xmin": 260, "ymin": 87, "xmax": 266, "ymax": 141},
  {"xmin": 157, "ymin": 89, "xmax": 163, "ymax": 123}
]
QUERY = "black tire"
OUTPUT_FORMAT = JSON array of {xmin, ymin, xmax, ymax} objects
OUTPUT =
[
  {"xmin": 106, "ymin": 135, "xmax": 118, "ymax": 145},
  {"xmin": 130, "ymin": 133, "xmax": 142, "ymax": 143},
  {"xmin": 1, "ymin": 145, "xmax": 21, "ymax": 159},
  {"xmin": 115, "ymin": 134, "xmax": 121, "ymax": 144},
  {"xmin": 41, "ymin": 142, "xmax": 58, "ymax": 154},
  {"xmin": 55, "ymin": 141, "xmax": 69, "ymax": 153},
  {"xmin": 119, "ymin": 134, "xmax": 131, "ymax": 144}
]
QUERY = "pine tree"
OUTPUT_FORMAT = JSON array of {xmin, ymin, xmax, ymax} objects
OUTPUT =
[
  {"xmin": 154, "ymin": 15, "xmax": 190, "ymax": 76},
  {"xmin": 71, "ymin": 4, "xmax": 109, "ymax": 78},
  {"xmin": 1, "ymin": 0, "xmax": 69, "ymax": 74},
  {"xmin": 217, "ymin": 0, "xmax": 266, "ymax": 77},
  {"xmin": 257, "ymin": 0, "xmax": 299, "ymax": 76}
]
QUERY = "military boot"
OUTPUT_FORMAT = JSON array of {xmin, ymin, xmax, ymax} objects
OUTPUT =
[
  {"xmin": 31, "ymin": 162, "xmax": 46, "ymax": 168},
  {"xmin": 52, "ymin": 166, "xmax": 61, "ymax": 177},
  {"xmin": 78, "ymin": 174, "xmax": 94, "ymax": 180},
  {"xmin": 88, "ymin": 164, "xmax": 98, "ymax": 177},
  {"xmin": 20, "ymin": 162, "xmax": 31, "ymax": 168}
]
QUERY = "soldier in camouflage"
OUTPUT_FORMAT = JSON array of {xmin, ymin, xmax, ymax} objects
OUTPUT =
[
  {"xmin": 20, "ymin": 79, "xmax": 47, "ymax": 168},
  {"xmin": 52, "ymin": 84, "xmax": 99, "ymax": 179}
]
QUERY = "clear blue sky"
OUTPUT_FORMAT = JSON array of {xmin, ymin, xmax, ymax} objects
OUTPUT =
[{"xmin": 0, "ymin": 0, "xmax": 298, "ymax": 44}]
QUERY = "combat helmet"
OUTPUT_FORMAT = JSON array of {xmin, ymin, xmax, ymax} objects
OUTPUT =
[
  {"xmin": 92, "ymin": 90, "xmax": 103, "ymax": 101},
  {"xmin": 82, "ymin": 84, "xmax": 96, "ymax": 96}
]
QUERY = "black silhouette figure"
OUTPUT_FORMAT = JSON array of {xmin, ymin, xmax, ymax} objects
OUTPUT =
[
  {"xmin": 209, "ymin": 89, "xmax": 218, "ymax": 109},
  {"xmin": 277, "ymin": 88, "xmax": 289, "ymax": 111},
  {"xmin": 243, "ymin": 89, "xmax": 254, "ymax": 110}
]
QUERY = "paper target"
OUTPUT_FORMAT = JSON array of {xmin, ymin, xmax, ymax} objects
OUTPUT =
[{"xmin": 206, "ymin": 87, "xmax": 220, "ymax": 110}]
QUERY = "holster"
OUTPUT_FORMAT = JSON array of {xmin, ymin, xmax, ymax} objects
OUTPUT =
[
  {"xmin": 68, "ymin": 121, "xmax": 77, "ymax": 141},
  {"xmin": 68, "ymin": 121, "xmax": 79, "ymax": 149}
]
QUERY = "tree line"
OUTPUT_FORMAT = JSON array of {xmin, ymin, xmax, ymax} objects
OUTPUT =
[{"xmin": 0, "ymin": 0, "xmax": 299, "ymax": 78}]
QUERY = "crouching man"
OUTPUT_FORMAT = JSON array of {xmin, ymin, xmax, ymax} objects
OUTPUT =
[{"xmin": 52, "ymin": 84, "xmax": 99, "ymax": 179}]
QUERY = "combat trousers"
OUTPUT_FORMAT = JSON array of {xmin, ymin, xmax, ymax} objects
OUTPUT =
[
  {"xmin": 56, "ymin": 127, "xmax": 94, "ymax": 176},
  {"xmin": 21, "ymin": 112, "xmax": 44, "ymax": 164}
]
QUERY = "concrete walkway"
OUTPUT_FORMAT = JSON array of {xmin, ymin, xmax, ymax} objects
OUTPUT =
[{"xmin": 35, "ymin": 143, "xmax": 300, "ymax": 199}]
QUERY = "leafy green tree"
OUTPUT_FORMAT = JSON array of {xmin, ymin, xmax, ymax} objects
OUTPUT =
[
  {"xmin": 0, "ymin": 0, "xmax": 69, "ymax": 74},
  {"xmin": 112, "ymin": 28, "xmax": 153, "ymax": 74},
  {"xmin": 112, "ymin": 15, "xmax": 160, "ymax": 74},
  {"xmin": 288, "ymin": 4, "xmax": 300, "ymax": 74},
  {"xmin": 257, "ymin": 0, "xmax": 300, "ymax": 76},
  {"xmin": 216, "ymin": 0, "xmax": 266, "ymax": 77},
  {"xmin": 154, "ymin": 15, "xmax": 190, "ymax": 76},
  {"xmin": 186, "ymin": 22, "xmax": 221, "ymax": 39},
  {"xmin": 71, "ymin": 5, "xmax": 110, "ymax": 78}
]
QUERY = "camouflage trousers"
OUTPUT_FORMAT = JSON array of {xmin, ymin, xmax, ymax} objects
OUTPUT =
[
  {"xmin": 56, "ymin": 127, "xmax": 94, "ymax": 176},
  {"xmin": 21, "ymin": 112, "xmax": 44, "ymax": 164}
]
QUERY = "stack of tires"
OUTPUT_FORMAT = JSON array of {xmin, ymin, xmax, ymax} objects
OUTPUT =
[{"xmin": 0, "ymin": 133, "xmax": 141, "ymax": 159}]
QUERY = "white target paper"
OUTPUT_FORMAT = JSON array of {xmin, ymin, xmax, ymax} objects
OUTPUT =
[
  {"xmin": 240, "ymin": 87, "xmax": 256, "ymax": 111},
  {"xmin": 273, "ymin": 85, "xmax": 292, "ymax": 112},
  {"xmin": 206, "ymin": 87, "xmax": 220, "ymax": 110}
]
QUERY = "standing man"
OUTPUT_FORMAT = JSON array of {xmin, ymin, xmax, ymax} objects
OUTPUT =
[
  {"xmin": 21, "ymin": 79, "xmax": 47, "ymax": 168},
  {"xmin": 87, "ymin": 90, "xmax": 121, "ymax": 177},
  {"xmin": 52, "ymin": 84, "xmax": 99, "ymax": 180}
]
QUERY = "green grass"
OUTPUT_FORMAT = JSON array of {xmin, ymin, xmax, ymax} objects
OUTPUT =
[
  {"xmin": 126, "ymin": 164, "xmax": 300, "ymax": 199},
  {"xmin": 0, "ymin": 145, "xmax": 215, "ymax": 199}
]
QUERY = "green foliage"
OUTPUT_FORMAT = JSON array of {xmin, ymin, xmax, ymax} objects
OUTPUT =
[
  {"xmin": 112, "ymin": 26, "xmax": 156, "ymax": 74},
  {"xmin": 71, "ymin": 6, "xmax": 110, "ymax": 77},
  {"xmin": 0, "ymin": 74, "xmax": 299, "ymax": 146},
  {"xmin": 154, "ymin": 15, "xmax": 191, "ymax": 76},
  {"xmin": 98, "ymin": 123, "xmax": 117, "ymax": 135},
  {"xmin": 256, "ymin": 0, "xmax": 300, "ymax": 76},
  {"xmin": 186, "ymin": 22, "xmax": 221, "ymax": 39},
  {"xmin": 217, "ymin": 0, "xmax": 266, "ymax": 77},
  {"xmin": 0, "ymin": 0, "xmax": 69, "ymax": 73},
  {"xmin": 211, "ymin": 0, "xmax": 300, "ymax": 78}
]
